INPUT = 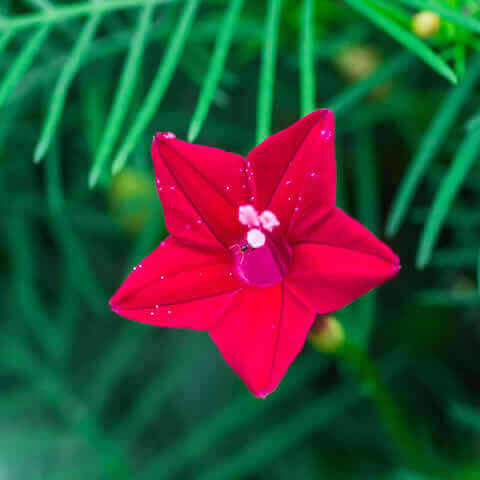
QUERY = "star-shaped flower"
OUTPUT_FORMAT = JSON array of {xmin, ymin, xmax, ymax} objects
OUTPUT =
[{"xmin": 110, "ymin": 110, "xmax": 400, "ymax": 398}]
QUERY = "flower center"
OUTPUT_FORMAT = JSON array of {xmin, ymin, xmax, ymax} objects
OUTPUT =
[
  {"xmin": 231, "ymin": 233, "xmax": 291, "ymax": 287},
  {"xmin": 232, "ymin": 205, "xmax": 290, "ymax": 287}
]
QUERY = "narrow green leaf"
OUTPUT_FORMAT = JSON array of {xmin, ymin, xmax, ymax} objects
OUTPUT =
[
  {"xmin": 412, "ymin": 205, "xmax": 480, "ymax": 227},
  {"xmin": 85, "ymin": 325, "xmax": 148, "ymax": 413},
  {"xmin": 196, "ymin": 355, "xmax": 404, "ymax": 480},
  {"xmin": 86, "ymin": 212, "xmax": 163, "ymax": 413},
  {"xmin": 5, "ymin": 217, "xmax": 63, "ymax": 359},
  {"xmin": 343, "ymin": 0, "xmax": 457, "ymax": 84},
  {"xmin": 418, "ymin": 289, "xmax": 480, "ymax": 306},
  {"xmin": 0, "ymin": 25, "xmax": 50, "ymax": 109},
  {"xmin": 417, "ymin": 128, "xmax": 480, "ymax": 268},
  {"xmin": 354, "ymin": 131, "xmax": 379, "ymax": 233},
  {"xmin": 0, "ymin": 27, "xmax": 14, "ymax": 54},
  {"xmin": 23, "ymin": 0, "xmax": 75, "ymax": 40},
  {"xmin": 299, "ymin": 0, "xmax": 315, "ymax": 116},
  {"xmin": 467, "ymin": 110, "xmax": 480, "ymax": 131},
  {"xmin": 1, "ymin": 0, "xmax": 175, "ymax": 32},
  {"xmin": 112, "ymin": 0, "xmax": 201, "ymax": 174},
  {"xmin": 6, "ymin": 340, "xmax": 129, "ymax": 478},
  {"xmin": 350, "ymin": 131, "xmax": 378, "ymax": 347},
  {"xmin": 115, "ymin": 338, "xmax": 204, "ymax": 444},
  {"xmin": 328, "ymin": 52, "xmax": 411, "ymax": 116},
  {"xmin": 187, "ymin": 0, "xmax": 244, "ymax": 142},
  {"xmin": 140, "ymin": 352, "xmax": 329, "ymax": 480},
  {"xmin": 89, "ymin": 5, "xmax": 154, "ymax": 187},
  {"xmin": 396, "ymin": 0, "xmax": 480, "ymax": 35},
  {"xmin": 256, "ymin": 0, "xmax": 282, "ymax": 144},
  {"xmin": 34, "ymin": 14, "xmax": 102, "ymax": 163},
  {"xmin": 335, "ymin": 144, "xmax": 348, "ymax": 211},
  {"xmin": 450, "ymin": 403, "xmax": 480, "ymax": 432},
  {"xmin": 46, "ymin": 137, "xmax": 63, "ymax": 215},
  {"xmin": 478, "ymin": 249, "xmax": 480, "ymax": 294},
  {"xmin": 52, "ymin": 215, "xmax": 107, "ymax": 317},
  {"xmin": 431, "ymin": 248, "xmax": 478, "ymax": 268},
  {"xmin": 386, "ymin": 53, "xmax": 480, "ymax": 236}
]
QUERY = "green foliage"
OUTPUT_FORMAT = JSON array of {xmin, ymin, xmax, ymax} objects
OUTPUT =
[
  {"xmin": 256, "ymin": 0, "xmax": 282, "ymax": 143},
  {"xmin": 343, "ymin": 0, "xmax": 457, "ymax": 84},
  {"xmin": 2, "ymin": 0, "xmax": 480, "ymax": 479}
]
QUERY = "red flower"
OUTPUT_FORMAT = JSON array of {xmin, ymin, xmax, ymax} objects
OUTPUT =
[{"xmin": 110, "ymin": 110, "xmax": 399, "ymax": 398}]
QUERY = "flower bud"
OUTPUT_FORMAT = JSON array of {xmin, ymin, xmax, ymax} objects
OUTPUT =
[
  {"xmin": 109, "ymin": 168, "xmax": 156, "ymax": 234},
  {"xmin": 335, "ymin": 45, "xmax": 381, "ymax": 81},
  {"xmin": 412, "ymin": 11, "xmax": 441, "ymax": 38},
  {"xmin": 309, "ymin": 315, "xmax": 345, "ymax": 353}
]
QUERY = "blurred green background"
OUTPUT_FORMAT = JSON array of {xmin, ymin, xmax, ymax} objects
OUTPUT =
[{"xmin": 2, "ymin": 0, "xmax": 480, "ymax": 478}]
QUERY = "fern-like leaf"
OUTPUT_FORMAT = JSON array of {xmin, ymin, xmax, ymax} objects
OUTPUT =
[
  {"xmin": 343, "ymin": 0, "xmax": 457, "ymax": 84},
  {"xmin": 0, "ymin": 25, "xmax": 50, "ymax": 108},
  {"xmin": 256, "ymin": 0, "xmax": 282, "ymax": 144},
  {"xmin": 112, "ymin": 0, "xmax": 201, "ymax": 174},
  {"xmin": 417, "ymin": 127, "xmax": 480, "ymax": 268},
  {"xmin": 386, "ymin": 53, "xmax": 480, "ymax": 237},
  {"xmin": 34, "ymin": 14, "xmax": 103, "ymax": 163},
  {"xmin": 187, "ymin": 0, "xmax": 244, "ymax": 142},
  {"xmin": 299, "ymin": 0, "xmax": 315, "ymax": 116},
  {"xmin": 89, "ymin": 4, "xmax": 155, "ymax": 187}
]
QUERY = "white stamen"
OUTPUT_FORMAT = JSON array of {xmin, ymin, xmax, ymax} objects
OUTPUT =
[
  {"xmin": 247, "ymin": 228, "xmax": 266, "ymax": 248},
  {"xmin": 239, "ymin": 204, "xmax": 260, "ymax": 228},
  {"xmin": 259, "ymin": 210, "xmax": 280, "ymax": 232}
]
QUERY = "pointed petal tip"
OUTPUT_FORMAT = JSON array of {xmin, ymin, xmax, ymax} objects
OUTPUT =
[
  {"xmin": 153, "ymin": 132, "xmax": 177, "ymax": 145},
  {"xmin": 109, "ymin": 292, "xmax": 119, "ymax": 310},
  {"xmin": 251, "ymin": 387, "xmax": 275, "ymax": 399}
]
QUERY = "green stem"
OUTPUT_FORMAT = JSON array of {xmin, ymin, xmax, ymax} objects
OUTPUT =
[{"xmin": 339, "ymin": 341, "xmax": 437, "ymax": 474}]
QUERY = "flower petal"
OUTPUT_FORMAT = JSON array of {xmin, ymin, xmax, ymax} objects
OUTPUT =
[
  {"xmin": 209, "ymin": 283, "xmax": 316, "ymax": 397},
  {"xmin": 246, "ymin": 110, "xmax": 335, "ymax": 236},
  {"xmin": 110, "ymin": 237, "xmax": 243, "ymax": 330},
  {"xmin": 152, "ymin": 134, "xmax": 249, "ymax": 248},
  {"xmin": 287, "ymin": 209, "xmax": 399, "ymax": 313},
  {"xmin": 291, "ymin": 207, "xmax": 399, "ymax": 265}
]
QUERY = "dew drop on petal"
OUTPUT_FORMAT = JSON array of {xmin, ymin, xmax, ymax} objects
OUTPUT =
[
  {"xmin": 155, "ymin": 304, "xmax": 159, "ymax": 308},
  {"xmin": 310, "ymin": 172, "xmax": 316, "ymax": 177},
  {"xmin": 169, "ymin": 186, "xmax": 175, "ymax": 191},
  {"xmin": 150, "ymin": 311, "xmax": 154, "ymax": 316},
  {"xmin": 225, "ymin": 185, "xmax": 231, "ymax": 191},
  {"xmin": 196, "ymin": 219, "xmax": 202, "ymax": 224},
  {"xmin": 285, "ymin": 180, "xmax": 292, "ymax": 185},
  {"xmin": 167, "ymin": 310, "xmax": 172, "ymax": 315},
  {"xmin": 160, "ymin": 275, "xmax": 165, "ymax": 280},
  {"xmin": 320, "ymin": 129, "xmax": 332, "ymax": 140}
]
